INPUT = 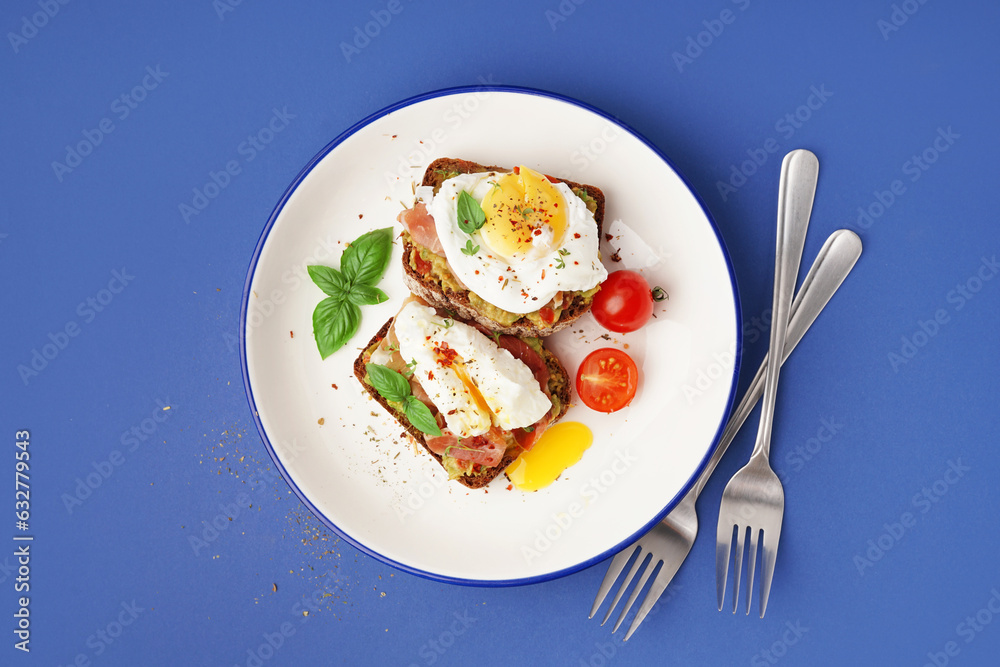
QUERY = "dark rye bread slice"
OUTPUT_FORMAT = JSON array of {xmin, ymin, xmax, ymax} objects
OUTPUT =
[
  {"xmin": 402, "ymin": 157, "xmax": 606, "ymax": 337},
  {"xmin": 353, "ymin": 316, "xmax": 572, "ymax": 490}
]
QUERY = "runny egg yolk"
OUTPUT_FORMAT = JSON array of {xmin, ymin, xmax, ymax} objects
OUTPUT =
[
  {"xmin": 434, "ymin": 342, "xmax": 493, "ymax": 428},
  {"xmin": 450, "ymin": 360, "xmax": 492, "ymax": 418},
  {"xmin": 506, "ymin": 422, "xmax": 593, "ymax": 492},
  {"xmin": 479, "ymin": 166, "xmax": 567, "ymax": 262}
]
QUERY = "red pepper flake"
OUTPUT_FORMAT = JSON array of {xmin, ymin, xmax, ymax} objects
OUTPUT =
[
  {"xmin": 541, "ymin": 269, "xmax": 546, "ymax": 280},
  {"xmin": 289, "ymin": 331, "xmax": 294, "ymax": 338},
  {"xmin": 391, "ymin": 134, "xmax": 397, "ymax": 139},
  {"xmin": 427, "ymin": 370, "xmax": 435, "ymax": 380},
  {"xmin": 474, "ymin": 270, "xmax": 480, "ymax": 275},
  {"xmin": 433, "ymin": 342, "xmax": 458, "ymax": 366},
  {"xmin": 358, "ymin": 213, "xmax": 364, "ymax": 219},
  {"xmin": 533, "ymin": 229, "xmax": 542, "ymax": 236},
  {"xmin": 605, "ymin": 233, "xmax": 614, "ymax": 242},
  {"xmin": 331, "ymin": 383, "xmax": 338, "ymax": 390},
  {"xmin": 506, "ymin": 484, "xmax": 513, "ymax": 491},
  {"xmin": 574, "ymin": 261, "xmax": 579, "ymax": 265},
  {"xmin": 573, "ymin": 232, "xmax": 581, "ymax": 239}
]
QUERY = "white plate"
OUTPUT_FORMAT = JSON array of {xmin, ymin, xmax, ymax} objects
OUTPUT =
[{"xmin": 240, "ymin": 86, "xmax": 741, "ymax": 585}]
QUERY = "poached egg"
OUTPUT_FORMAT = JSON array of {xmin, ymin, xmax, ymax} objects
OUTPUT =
[
  {"xmin": 392, "ymin": 301, "xmax": 551, "ymax": 438},
  {"xmin": 419, "ymin": 166, "xmax": 607, "ymax": 314}
]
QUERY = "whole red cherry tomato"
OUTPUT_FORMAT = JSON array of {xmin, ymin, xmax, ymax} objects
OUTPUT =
[{"xmin": 591, "ymin": 270, "xmax": 655, "ymax": 333}]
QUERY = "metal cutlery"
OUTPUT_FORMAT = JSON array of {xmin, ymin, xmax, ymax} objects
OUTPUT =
[
  {"xmin": 590, "ymin": 226, "xmax": 860, "ymax": 637},
  {"xmin": 715, "ymin": 149, "xmax": 818, "ymax": 617},
  {"xmin": 591, "ymin": 152, "xmax": 861, "ymax": 637}
]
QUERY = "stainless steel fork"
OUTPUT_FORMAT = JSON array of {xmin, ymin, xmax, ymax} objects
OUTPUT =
[
  {"xmin": 715, "ymin": 149, "xmax": 818, "ymax": 618},
  {"xmin": 590, "ymin": 225, "xmax": 860, "ymax": 639}
]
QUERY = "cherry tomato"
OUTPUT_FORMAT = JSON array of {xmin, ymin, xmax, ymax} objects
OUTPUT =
[
  {"xmin": 591, "ymin": 270, "xmax": 654, "ymax": 333},
  {"xmin": 575, "ymin": 348, "xmax": 639, "ymax": 413}
]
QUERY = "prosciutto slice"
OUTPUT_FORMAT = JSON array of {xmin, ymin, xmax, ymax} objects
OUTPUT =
[
  {"xmin": 397, "ymin": 203, "xmax": 444, "ymax": 255},
  {"xmin": 425, "ymin": 427, "xmax": 508, "ymax": 467}
]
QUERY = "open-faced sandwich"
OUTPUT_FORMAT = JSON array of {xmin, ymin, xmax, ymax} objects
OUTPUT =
[
  {"xmin": 397, "ymin": 158, "xmax": 608, "ymax": 337},
  {"xmin": 354, "ymin": 298, "xmax": 570, "ymax": 489}
]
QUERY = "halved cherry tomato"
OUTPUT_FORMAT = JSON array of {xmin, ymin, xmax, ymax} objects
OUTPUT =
[
  {"xmin": 591, "ymin": 270, "xmax": 654, "ymax": 333},
  {"xmin": 575, "ymin": 348, "xmax": 639, "ymax": 413}
]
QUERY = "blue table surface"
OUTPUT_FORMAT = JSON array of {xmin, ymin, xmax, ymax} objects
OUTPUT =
[{"xmin": 3, "ymin": 1, "xmax": 999, "ymax": 665}]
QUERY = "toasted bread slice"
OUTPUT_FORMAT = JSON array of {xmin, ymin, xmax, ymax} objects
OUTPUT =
[
  {"xmin": 353, "ymin": 316, "xmax": 572, "ymax": 489},
  {"xmin": 402, "ymin": 157, "xmax": 606, "ymax": 337}
]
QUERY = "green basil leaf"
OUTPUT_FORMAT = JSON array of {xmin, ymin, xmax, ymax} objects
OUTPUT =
[
  {"xmin": 313, "ymin": 296, "xmax": 360, "ymax": 359},
  {"xmin": 456, "ymin": 191, "xmax": 486, "ymax": 235},
  {"xmin": 342, "ymin": 227, "xmax": 393, "ymax": 287},
  {"xmin": 365, "ymin": 363, "xmax": 412, "ymax": 404},
  {"xmin": 307, "ymin": 265, "xmax": 348, "ymax": 298},
  {"xmin": 347, "ymin": 284, "xmax": 389, "ymax": 307},
  {"xmin": 404, "ymin": 396, "xmax": 442, "ymax": 437}
]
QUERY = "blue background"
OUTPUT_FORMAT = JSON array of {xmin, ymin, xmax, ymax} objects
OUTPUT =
[{"xmin": 2, "ymin": 0, "xmax": 998, "ymax": 665}]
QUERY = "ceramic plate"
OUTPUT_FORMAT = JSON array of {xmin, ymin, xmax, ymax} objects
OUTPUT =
[{"xmin": 241, "ymin": 86, "xmax": 741, "ymax": 585}]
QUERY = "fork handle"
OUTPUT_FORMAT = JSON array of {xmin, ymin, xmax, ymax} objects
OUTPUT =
[
  {"xmin": 691, "ymin": 229, "xmax": 861, "ymax": 497},
  {"xmin": 752, "ymin": 150, "xmax": 818, "ymax": 459}
]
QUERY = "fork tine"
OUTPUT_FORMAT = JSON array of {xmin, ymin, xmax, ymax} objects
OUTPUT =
[
  {"xmin": 731, "ymin": 525, "xmax": 746, "ymax": 613},
  {"xmin": 715, "ymin": 522, "xmax": 733, "ymax": 611},
  {"xmin": 612, "ymin": 555, "xmax": 658, "ymax": 633},
  {"xmin": 603, "ymin": 550, "xmax": 649, "ymax": 626},
  {"xmin": 589, "ymin": 546, "xmax": 639, "ymax": 620},
  {"xmin": 745, "ymin": 527, "xmax": 760, "ymax": 616},
  {"xmin": 623, "ymin": 557, "xmax": 684, "ymax": 641},
  {"xmin": 759, "ymin": 533, "xmax": 780, "ymax": 618}
]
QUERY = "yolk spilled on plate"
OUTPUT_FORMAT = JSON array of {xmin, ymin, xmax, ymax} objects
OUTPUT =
[{"xmin": 506, "ymin": 422, "xmax": 593, "ymax": 491}]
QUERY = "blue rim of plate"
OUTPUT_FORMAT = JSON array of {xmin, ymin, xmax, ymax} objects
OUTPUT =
[{"xmin": 240, "ymin": 84, "xmax": 743, "ymax": 587}]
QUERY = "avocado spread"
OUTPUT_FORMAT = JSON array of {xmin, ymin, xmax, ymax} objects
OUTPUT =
[{"xmin": 405, "ymin": 236, "xmax": 599, "ymax": 331}]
